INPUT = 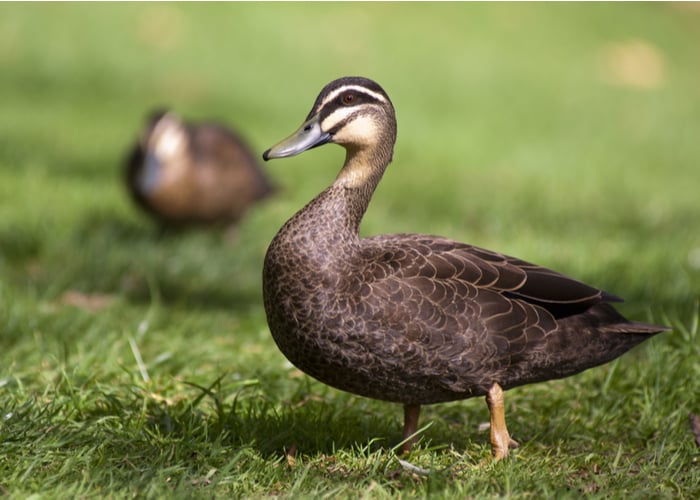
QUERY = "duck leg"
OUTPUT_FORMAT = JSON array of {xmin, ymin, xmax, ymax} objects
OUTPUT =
[
  {"xmin": 401, "ymin": 404, "xmax": 421, "ymax": 453},
  {"xmin": 485, "ymin": 383, "xmax": 519, "ymax": 460}
]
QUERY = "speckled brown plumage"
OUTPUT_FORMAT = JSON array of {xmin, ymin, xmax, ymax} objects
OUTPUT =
[
  {"xmin": 126, "ymin": 110, "xmax": 274, "ymax": 226},
  {"xmin": 262, "ymin": 76, "xmax": 668, "ymax": 458}
]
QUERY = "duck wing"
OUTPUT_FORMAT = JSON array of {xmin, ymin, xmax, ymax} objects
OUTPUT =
[{"xmin": 361, "ymin": 234, "xmax": 616, "ymax": 320}]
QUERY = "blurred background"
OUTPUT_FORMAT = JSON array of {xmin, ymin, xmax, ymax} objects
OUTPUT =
[{"xmin": 1, "ymin": 2, "xmax": 699, "ymax": 363}]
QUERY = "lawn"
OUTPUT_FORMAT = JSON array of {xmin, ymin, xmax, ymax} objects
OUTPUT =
[{"xmin": 1, "ymin": 3, "xmax": 699, "ymax": 498}]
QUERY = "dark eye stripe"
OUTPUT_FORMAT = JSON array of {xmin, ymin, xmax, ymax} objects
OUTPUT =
[
  {"xmin": 315, "ymin": 91, "xmax": 381, "ymax": 122},
  {"xmin": 324, "ymin": 110, "xmax": 360, "ymax": 135},
  {"xmin": 307, "ymin": 80, "xmax": 391, "ymax": 120}
]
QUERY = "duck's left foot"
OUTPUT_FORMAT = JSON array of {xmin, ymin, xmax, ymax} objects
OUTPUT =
[{"xmin": 486, "ymin": 383, "xmax": 518, "ymax": 460}]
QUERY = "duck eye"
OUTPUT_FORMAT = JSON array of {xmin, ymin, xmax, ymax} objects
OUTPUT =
[{"xmin": 341, "ymin": 93, "xmax": 355, "ymax": 105}]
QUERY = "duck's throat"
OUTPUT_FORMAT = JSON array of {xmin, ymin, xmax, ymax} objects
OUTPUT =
[
  {"xmin": 336, "ymin": 145, "xmax": 390, "ymax": 190},
  {"xmin": 330, "ymin": 149, "xmax": 389, "ymax": 231}
]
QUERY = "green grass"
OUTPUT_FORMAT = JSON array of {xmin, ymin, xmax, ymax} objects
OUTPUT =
[{"xmin": 1, "ymin": 3, "xmax": 700, "ymax": 498}]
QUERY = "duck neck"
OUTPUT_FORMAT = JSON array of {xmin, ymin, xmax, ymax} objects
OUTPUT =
[{"xmin": 332, "ymin": 145, "xmax": 393, "ymax": 234}]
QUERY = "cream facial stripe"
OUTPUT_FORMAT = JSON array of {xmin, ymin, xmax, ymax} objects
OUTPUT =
[{"xmin": 318, "ymin": 84, "xmax": 389, "ymax": 110}]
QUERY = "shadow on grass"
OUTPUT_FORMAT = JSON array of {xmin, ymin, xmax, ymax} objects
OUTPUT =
[
  {"xmin": 133, "ymin": 375, "xmax": 651, "ymax": 465},
  {"xmin": 139, "ymin": 378, "xmax": 401, "ymax": 459},
  {"xmin": 136, "ymin": 374, "xmax": 562, "ymax": 464},
  {"xmin": 0, "ymin": 222, "xmax": 44, "ymax": 262},
  {"xmin": 59, "ymin": 212, "xmax": 265, "ymax": 311}
]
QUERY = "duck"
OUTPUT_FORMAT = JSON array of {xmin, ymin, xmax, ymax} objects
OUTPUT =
[
  {"xmin": 126, "ymin": 110, "xmax": 274, "ymax": 227},
  {"xmin": 261, "ymin": 76, "xmax": 668, "ymax": 459}
]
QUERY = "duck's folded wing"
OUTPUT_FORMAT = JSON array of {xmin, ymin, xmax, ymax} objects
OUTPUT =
[{"xmin": 362, "ymin": 234, "xmax": 617, "ymax": 319}]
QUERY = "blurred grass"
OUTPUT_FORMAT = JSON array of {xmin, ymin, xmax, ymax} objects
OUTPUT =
[{"xmin": 1, "ymin": 2, "xmax": 699, "ymax": 498}]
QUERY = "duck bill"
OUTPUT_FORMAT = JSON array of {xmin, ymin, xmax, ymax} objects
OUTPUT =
[{"xmin": 263, "ymin": 114, "xmax": 332, "ymax": 161}]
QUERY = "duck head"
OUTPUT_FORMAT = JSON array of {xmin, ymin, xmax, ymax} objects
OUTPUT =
[
  {"xmin": 136, "ymin": 111, "xmax": 189, "ymax": 194},
  {"xmin": 263, "ymin": 76, "xmax": 397, "ymax": 165}
]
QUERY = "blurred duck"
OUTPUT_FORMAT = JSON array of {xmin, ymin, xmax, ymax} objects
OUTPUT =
[
  {"xmin": 261, "ymin": 77, "xmax": 669, "ymax": 459},
  {"xmin": 126, "ymin": 110, "xmax": 274, "ymax": 227}
]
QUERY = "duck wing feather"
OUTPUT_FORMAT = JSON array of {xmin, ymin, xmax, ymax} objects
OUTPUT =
[{"xmin": 360, "ymin": 233, "xmax": 616, "ymax": 318}]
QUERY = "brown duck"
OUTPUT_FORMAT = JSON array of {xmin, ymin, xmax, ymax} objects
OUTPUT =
[
  {"xmin": 262, "ymin": 76, "xmax": 668, "ymax": 459},
  {"xmin": 126, "ymin": 110, "xmax": 274, "ymax": 227}
]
